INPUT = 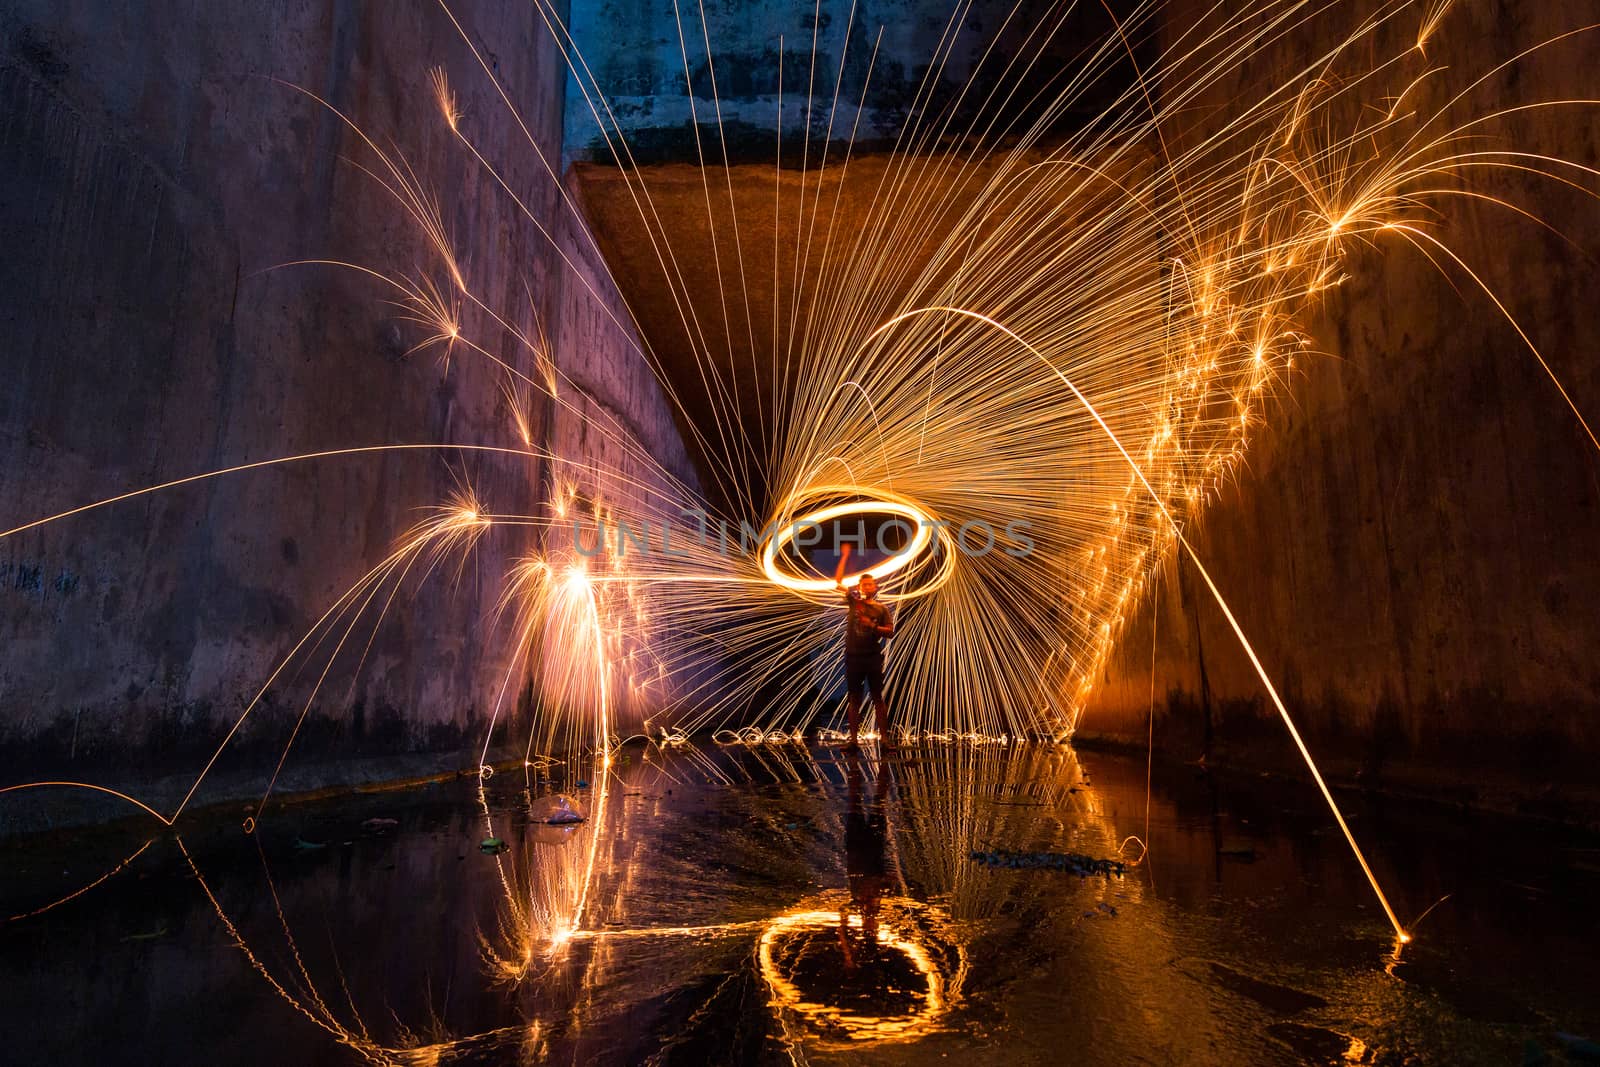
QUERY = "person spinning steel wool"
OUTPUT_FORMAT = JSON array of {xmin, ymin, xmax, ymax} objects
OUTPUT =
[{"xmin": 833, "ymin": 545, "xmax": 896, "ymax": 749}]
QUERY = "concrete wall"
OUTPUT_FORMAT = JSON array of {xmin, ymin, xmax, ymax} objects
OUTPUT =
[
  {"xmin": 543, "ymin": 167, "xmax": 702, "ymax": 728},
  {"xmin": 0, "ymin": 1, "xmax": 697, "ymax": 787},
  {"xmin": 562, "ymin": 0, "xmax": 1145, "ymax": 164},
  {"xmin": 1088, "ymin": 1, "xmax": 1600, "ymax": 813}
]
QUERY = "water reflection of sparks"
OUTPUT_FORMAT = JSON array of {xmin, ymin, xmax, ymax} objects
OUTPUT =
[
  {"xmin": 758, "ymin": 893, "xmax": 967, "ymax": 1049},
  {"xmin": 68, "ymin": 739, "xmax": 1137, "ymax": 1064},
  {"xmin": 479, "ymin": 759, "xmax": 612, "ymax": 983}
]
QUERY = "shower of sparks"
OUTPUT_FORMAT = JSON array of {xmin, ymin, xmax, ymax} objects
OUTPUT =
[{"xmin": 5, "ymin": 0, "xmax": 1600, "ymax": 951}]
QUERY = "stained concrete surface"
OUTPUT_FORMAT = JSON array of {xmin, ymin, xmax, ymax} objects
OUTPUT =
[
  {"xmin": 0, "ymin": 1, "xmax": 696, "ymax": 780},
  {"xmin": 561, "ymin": 0, "xmax": 1149, "ymax": 164},
  {"xmin": 1090, "ymin": 0, "xmax": 1600, "ymax": 809}
]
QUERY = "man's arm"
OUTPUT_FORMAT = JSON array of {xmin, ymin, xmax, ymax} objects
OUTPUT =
[{"xmin": 876, "ymin": 604, "xmax": 895, "ymax": 636}]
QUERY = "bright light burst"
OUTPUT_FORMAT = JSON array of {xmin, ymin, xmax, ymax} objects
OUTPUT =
[{"xmin": 4, "ymin": 0, "xmax": 1599, "ymax": 951}]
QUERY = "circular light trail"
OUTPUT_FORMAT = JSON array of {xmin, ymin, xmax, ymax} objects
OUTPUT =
[
  {"xmin": 757, "ymin": 900, "xmax": 954, "ymax": 1047},
  {"xmin": 758, "ymin": 487, "xmax": 954, "ymax": 598}
]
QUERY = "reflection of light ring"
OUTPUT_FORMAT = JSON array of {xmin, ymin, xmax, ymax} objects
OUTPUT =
[
  {"xmin": 757, "ymin": 899, "xmax": 953, "ymax": 1047},
  {"xmin": 760, "ymin": 488, "xmax": 955, "ymax": 598}
]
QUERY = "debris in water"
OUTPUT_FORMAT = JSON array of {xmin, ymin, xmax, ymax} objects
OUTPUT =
[
  {"xmin": 531, "ymin": 794, "xmax": 586, "ymax": 825},
  {"xmin": 969, "ymin": 848, "xmax": 1125, "ymax": 877}
]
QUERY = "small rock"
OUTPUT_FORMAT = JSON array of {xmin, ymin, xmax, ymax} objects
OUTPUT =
[
  {"xmin": 969, "ymin": 848, "xmax": 1125, "ymax": 877},
  {"xmin": 531, "ymin": 793, "xmax": 586, "ymax": 824}
]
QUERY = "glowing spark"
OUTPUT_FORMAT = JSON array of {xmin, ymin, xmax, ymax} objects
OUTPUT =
[{"xmin": 429, "ymin": 66, "xmax": 462, "ymax": 131}]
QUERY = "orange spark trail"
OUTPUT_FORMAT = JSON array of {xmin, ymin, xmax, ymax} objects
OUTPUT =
[{"xmin": 865, "ymin": 304, "xmax": 1409, "ymax": 942}]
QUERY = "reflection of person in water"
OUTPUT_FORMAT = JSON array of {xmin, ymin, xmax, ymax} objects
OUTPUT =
[{"xmin": 838, "ymin": 753, "xmax": 892, "ymax": 971}]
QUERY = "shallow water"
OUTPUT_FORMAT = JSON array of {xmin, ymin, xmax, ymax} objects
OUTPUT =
[{"xmin": 3, "ymin": 742, "xmax": 1598, "ymax": 1065}]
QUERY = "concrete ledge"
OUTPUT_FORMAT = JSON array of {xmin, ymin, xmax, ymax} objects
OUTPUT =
[{"xmin": 0, "ymin": 746, "xmax": 538, "ymax": 841}]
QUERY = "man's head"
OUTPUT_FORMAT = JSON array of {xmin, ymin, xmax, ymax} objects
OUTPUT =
[{"xmin": 857, "ymin": 574, "xmax": 878, "ymax": 599}]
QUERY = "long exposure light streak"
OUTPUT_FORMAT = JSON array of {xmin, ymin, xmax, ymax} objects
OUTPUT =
[
  {"xmin": 4, "ymin": 838, "xmax": 155, "ymax": 923},
  {"xmin": 862, "ymin": 302, "xmax": 1409, "ymax": 937},
  {"xmin": 758, "ymin": 493, "xmax": 947, "ymax": 595}
]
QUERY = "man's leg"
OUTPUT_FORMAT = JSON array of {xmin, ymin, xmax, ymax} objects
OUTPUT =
[
  {"xmin": 868, "ymin": 656, "xmax": 893, "ymax": 745},
  {"xmin": 845, "ymin": 657, "xmax": 864, "ymax": 745}
]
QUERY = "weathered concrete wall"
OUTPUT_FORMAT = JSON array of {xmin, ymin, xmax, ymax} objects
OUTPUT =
[
  {"xmin": 549, "ymin": 173, "xmax": 699, "ymax": 499},
  {"xmin": 543, "ymin": 167, "xmax": 702, "ymax": 728},
  {"xmin": 562, "ymin": 0, "xmax": 1145, "ymax": 164},
  {"xmin": 0, "ymin": 1, "xmax": 697, "ymax": 787},
  {"xmin": 1089, "ymin": 1, "xmax": 1600, "ymax": 812}
]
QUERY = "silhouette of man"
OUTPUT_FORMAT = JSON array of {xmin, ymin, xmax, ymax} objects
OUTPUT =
[{"xmin": 835, "ymin": 546, "xmax": 895, "ymax": 748}]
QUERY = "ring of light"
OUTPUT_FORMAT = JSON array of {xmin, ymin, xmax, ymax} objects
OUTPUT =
[
  {"xmin": 760, "ymin": 493, "xmax": 942, "ymax": 594},
  {"xmin": 757, "ymin": 905, "xmax": 947, "ymax": 1045}
]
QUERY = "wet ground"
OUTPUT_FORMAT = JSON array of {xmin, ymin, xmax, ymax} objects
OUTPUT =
[{"xmin": 3, "ymin": 741, "xmax": 1599, "ymax": 1065}]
